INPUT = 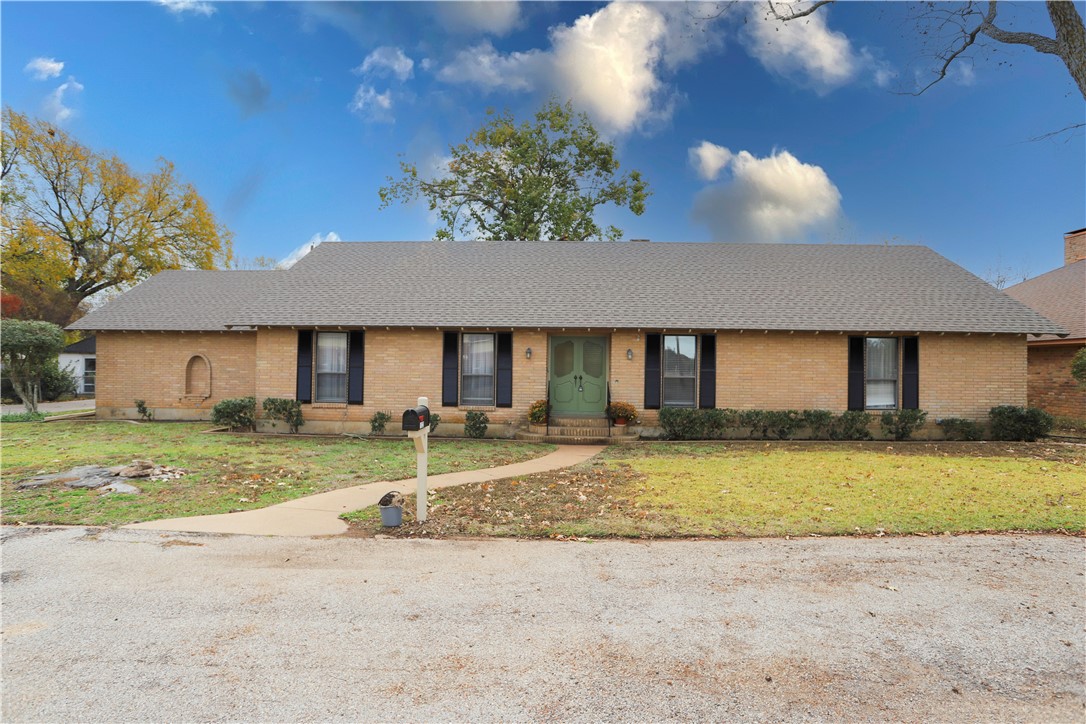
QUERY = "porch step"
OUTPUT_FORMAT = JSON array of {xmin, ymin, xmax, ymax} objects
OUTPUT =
[
  {"xmin": 548, "ymin": 416, "xmax": 610, "ymax": 428},
  {"xmin": 515, "ymin": 431, "xmax": 639, "ymax": 445}
]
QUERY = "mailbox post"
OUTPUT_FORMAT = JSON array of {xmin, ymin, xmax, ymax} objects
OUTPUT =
[{"xmin": 401, "ymin": 396, "xmax": 431, "ymax": 523}]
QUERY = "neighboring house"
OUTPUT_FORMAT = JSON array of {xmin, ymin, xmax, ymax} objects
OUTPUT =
[
  {"xmin": 68, "ymin": 241, "xmax": 1065, "ymax": 437},
  {"xmin": 1004, "ymin": 229, "xmax": 1086, "ymax": 421},
  {"xmin": 58, "ymin": 336, "xmax": 96, "ymax": 396}
]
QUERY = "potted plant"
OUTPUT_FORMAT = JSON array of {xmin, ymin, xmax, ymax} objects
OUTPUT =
[
  {"xmin": 606, "ymin": 401, "xmax": 638, "ymax": 426},
  {"xmin": 527, "ymin": 399, "xmax": 549, "ymax": 425}
]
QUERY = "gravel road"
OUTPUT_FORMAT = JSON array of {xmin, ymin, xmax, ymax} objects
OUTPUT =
[{"xmin": 2, "ymin": 527, "xmax": 1082, "ymax": 722}]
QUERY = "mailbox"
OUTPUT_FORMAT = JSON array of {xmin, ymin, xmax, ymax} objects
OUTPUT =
[{"xmin": 402, "ymin": 405, "xmax": 430, "ymax": 431}]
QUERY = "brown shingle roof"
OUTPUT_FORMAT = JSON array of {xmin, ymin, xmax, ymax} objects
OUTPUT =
[
  {"xmin": 70, "ymin": 242, "xmax": 1067, "ymax": 336},
  {"xmin": 1004, "ymin": 259, "xmax": 1085, "ymax": 341}
]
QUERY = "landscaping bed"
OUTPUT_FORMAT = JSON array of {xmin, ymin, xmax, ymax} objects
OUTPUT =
[
  {"xmin": 344, "ymin": 440, "xmax": 1086, "ymax": 539},
  {"xmin": 0, "ymin": 421, "xmax": 554, "ymax": 526}
]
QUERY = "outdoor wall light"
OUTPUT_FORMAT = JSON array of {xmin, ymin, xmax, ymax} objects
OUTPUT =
[
  {"xmin": 525, "ymin": 347, "xmax": 532, "ymax": 359},
  {"xmin": 626, "ymin": 348, "xmax": 634, "ymax": 360}
]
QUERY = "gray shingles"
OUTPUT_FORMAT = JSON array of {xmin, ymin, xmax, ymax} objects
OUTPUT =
[
  {"xmin": 1004, "ymin": 260, "xmax": 1085, "ymax": 341},
  {"xmin": 70, "ymin": 242, "xmax": 1067, "ymax": 335}
]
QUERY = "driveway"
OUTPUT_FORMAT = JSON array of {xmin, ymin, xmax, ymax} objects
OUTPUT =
[
  {"xmin": 2, "ymin": 528, "xmax": 1082, "ymax": 722},
  {"xmin": 1, "ymin": 399, "xmax": 94, "ymax": 415}
]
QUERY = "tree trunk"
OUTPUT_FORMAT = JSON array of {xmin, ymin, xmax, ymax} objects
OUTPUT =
[
  {"xmin": 10, "ymin": 378, "xmax": 39, "ymax": 413},
  {"xmin": 1047, "ymin": 1, "xmax": 1086, "ymax": 99}
]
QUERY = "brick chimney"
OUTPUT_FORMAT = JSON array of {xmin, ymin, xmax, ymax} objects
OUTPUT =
[{"xmin": 1066, "ymin": 227, "xmax": 1086, "ymax": 265}]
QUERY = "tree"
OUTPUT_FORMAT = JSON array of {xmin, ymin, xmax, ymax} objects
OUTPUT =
[
  {"xmin": 0, "ymin": 319, "xmax": 66, "ymax": 412},
  {"xmin": 764, "ymin": 1, "xmax": 1085, "ymax": 101},
  {"xmin": 378, "ymin": 99, "xmax": 649, "ymax": 241},
  {"xmin": 1, "ymin": 109, "xmax": 233, "ymax": 326}
]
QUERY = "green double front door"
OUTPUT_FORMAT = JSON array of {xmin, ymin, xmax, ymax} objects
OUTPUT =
[{"xmin": 549, "ymin": 336, "xmax": 608, "ymax": 415}]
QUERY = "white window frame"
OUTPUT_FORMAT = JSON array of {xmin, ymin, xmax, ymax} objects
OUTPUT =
[
  {"xmin": 460, "ymin": 333, "xmax": 496, "ymax": 407},
  {"xmin": 662, "ymin": 334, "xmax": 698, "ymax": 409},
  {"xmin": 314, "ymin": 332, "xmax": 348, "ymax": 403},
  {"xmin": 864, "ymin": 337, "xmax": 899, "ymax": 410}
]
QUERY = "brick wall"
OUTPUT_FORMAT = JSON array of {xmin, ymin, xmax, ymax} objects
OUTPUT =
[
  {"xmin": 96, "ymin": 331, "xmax": 257, "ymax": 420},
  {"xmin": 1026, "ymin": 343, "xmax": 1086, "ymax": 420},
  {"xmin": 97, "ymin": 327, "xmax": 1029, "ymax": 429}
]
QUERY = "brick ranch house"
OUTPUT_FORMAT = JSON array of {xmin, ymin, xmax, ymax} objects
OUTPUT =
[
  {"xmin": 1004, "ymin": 229, "xmax": 1086, "ymax": 421},
  {"xmin": 69, "ymin": 241, "xmax": 1066, "ymax": 438}
]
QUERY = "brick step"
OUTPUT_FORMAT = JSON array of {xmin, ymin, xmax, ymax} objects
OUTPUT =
[
  {"xmin": 515, "ymin": 431, "xmax": 639, "ymax": 445},
  {"xmin": 548, "ymin": 416, "xmax": 610, "ymax": 428}
]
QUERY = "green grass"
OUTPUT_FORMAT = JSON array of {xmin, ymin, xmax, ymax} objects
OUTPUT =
[
  {"xmin": 344, "ymin": 441, "xmax": 1086, "ymax": 538},
  {"xmin": 0, "ymin": 422, "xmax": 554, "ymax": 526}
]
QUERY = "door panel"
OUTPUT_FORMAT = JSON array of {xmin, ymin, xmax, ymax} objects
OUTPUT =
[{"xmin": 549, "ymin": 336, "xmax": 608, "ymax": 414}]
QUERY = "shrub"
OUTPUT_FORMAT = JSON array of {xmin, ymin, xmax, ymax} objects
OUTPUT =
[
  {"xmin": 429, "ymin": 412, "xmax": 440, "ymax": 434},
  {"xmin": 134, "ymin": 399, "xmax": 154, "ymax": 422},
  {"xmin": 763, "ymin": 410, "xmax": 801, "ymax": 440},
  {"xmin": 262, "ymin": 398, "xmax": 304, "ymax": 433},
  {"xmin": 370, "ymin": 410, "xmax": 392, "ymax": 435},
  {"xmin": 527, "ymin": 399, "xmax": 549, "ymax": 424},
  {"xmin": 1072, "ymin": 347, "xmax": 1086, "ymax": 387},
  {"xmin": 801, "ymin": 410, "xmax": 834, "ymax": 440},
  {"xmin": 879, "ymin": 409, "xmax": 928, "ymax": 441},
  {"xmin": 211, "ymin": 396, "xmax": 257, "ymax": 431},
  {"xmin": 739, "ymin": 410, "xmax": 766, "ymax": 439},
  {"xmin": 938, "ymin": 417, "xmax": 982, "ymax": 441},
  {"xmin": 465, "ymin": 411, "xmax": 489, "ymax": 438},
  {"xmin": 830, "ymin": 411, "xmax": 872, "ymax": 440},
  {"xmin": 1, "ymin": 411, "xmax": 46, "ymax": 423},
  {"xmin": 606, "ymin": 401, "xmax": 638, "ymax": 424},
  {"xmin": 40, "ymin": 361, "xmax": 78, "ymax": 401},
  {"xmin": 989, "ymin": 405, "xmax": 1054, "ymax": 442},
  {"xmin": 658, "ymin": 407, "xmax": 704, "ymax": 440},
  {"xmin": 703, "ymin": 408, "xmax": 738, "ymax": 438}
]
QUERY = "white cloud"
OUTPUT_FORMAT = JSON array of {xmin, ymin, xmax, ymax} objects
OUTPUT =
[
  {"xmin": 437, "ymin": 2, "xmax": 717, "ymax": 135},
  {"xmin": 282, "ymin": 232, "xmax": 342, "ymax": 268},
  {"xmin": 691, "ymin": 147, "xmax": 842, "ymax": 243},
  {"xmin": 158, "ymin": 0, "xmax": 216, "ymax": 17},
  {"xmin": 24, "ymin": 57, "xmax": 63, "ymax": 80},
  {"xmin": 689, "ymin": 141, "xmax": 733, "ymax": 182},
  {"xmin": 43, "ymin": 77, "xmax": 84, "ymax": 124},
  {"xmin": 436, "ymin": 1, "xmax": 522, "ymax": 36},
  {"xmin": 357, "ymin": 47, "xmax": 414, "ymax": 82},
  {"xmin": 349, "ymin": 85, "xmax": 394, "ymax": 121},
  {"xmin": 743, "ymin": 2, "xmax": 859, "ymax": 93}
]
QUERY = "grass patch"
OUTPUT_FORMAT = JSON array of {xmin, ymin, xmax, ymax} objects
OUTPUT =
[
  {"xmin": 345, "ymin": 441, "xmax": 1086, "ymax": 539},
  {"xmin": 0, "ymin": 422, "xmax": 553, "ymax": 526}
]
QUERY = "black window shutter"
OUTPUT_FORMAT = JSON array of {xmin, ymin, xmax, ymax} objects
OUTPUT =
[
  {"xmin": 699, "ymin": 334, "xmax": 717, "ymax": 409},
  {"xmin": 644, "ymin": 334, "xmax": 662, "ymax": 410},
  {"xmin": 347, "ymin": 331, "xmax": 365, "ymax": 405},
  {"xmin": 442, "ymin": 332, "xmax": 459, "ymax": 407},
  {"xmin": 495, "ymin": 332, "xmax": 513, "ymax": 407},
  {"xmin": 902, "ymin": 336, "xmax": 919, "ymax": 410},
  {"xmin": 296, "ymin": 330, "xmax": 313, "ymax": 403},
  {"xmin": 847, "ymin": 336, "xmax": 865, "ymax": 411}
]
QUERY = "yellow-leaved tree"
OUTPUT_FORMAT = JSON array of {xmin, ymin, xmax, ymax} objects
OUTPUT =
[{"xmin": 1, "ymin": 109, "xmax": 232, "ymax": 325}]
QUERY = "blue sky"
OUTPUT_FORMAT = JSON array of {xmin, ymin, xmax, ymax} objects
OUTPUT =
[{"xmin": 3, "ymin": 1, "xmax": 1083, "ymax": 278}]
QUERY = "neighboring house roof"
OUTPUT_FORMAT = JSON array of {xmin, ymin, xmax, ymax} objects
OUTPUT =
[
  {"xmin": 1004, "ymin": 259, "xmax": 1086, "ymax": 341},
  {"xmin": 61, "ymin": 336, "xmax": 96, "ymax": 354},
  {"xmin": 70, "ymin": 242, "xmax": 1067, "ymax": 336},
  {"xmin": 69, "ymin": 270, "xmax": 276, "ymax": 332}
]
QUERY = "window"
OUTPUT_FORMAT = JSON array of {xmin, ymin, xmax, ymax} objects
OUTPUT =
[
  {"xmin": 461, "ymin": 333, "xmax": 495, "ymax": 406},
  {"xmin": 83, "ymin": 358, "xmax": 96, "ymax": 394},
  {"xmin": 865, "ymin": 337, "xmax": 898, "ymax": 409},
  {"xmin": 315, "ymin": 332, "xmax": 348, "ymax": 402},
  {"xmin": 662, "ymin": 335, "xmax": 697, "ymax": 408}
]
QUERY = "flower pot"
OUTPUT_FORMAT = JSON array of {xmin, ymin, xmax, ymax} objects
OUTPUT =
[
  {"xmin": 379, "ymin": 504, "xmax": 403, "ymax": 527},
  {"xmin": 614, "ymin": 418, "xmax": 627, "ymax": 426}
]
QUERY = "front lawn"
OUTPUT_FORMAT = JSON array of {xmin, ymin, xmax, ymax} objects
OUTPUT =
[
  {"xmin": 344, "ymin": 441, "xmax": 1086, "ymax": 538},
  {"xmin": 0, "ymin": 422, "xmax": 554, "ymax": 526}
]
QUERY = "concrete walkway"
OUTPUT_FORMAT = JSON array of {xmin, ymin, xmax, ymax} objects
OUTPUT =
[
  {"xmin": 125, "ymin": 444, "xmax": 603, "ymax": 537},
  {"xmin": 1, "ymin": 399, "xmax": 95, "ymax": 415}
]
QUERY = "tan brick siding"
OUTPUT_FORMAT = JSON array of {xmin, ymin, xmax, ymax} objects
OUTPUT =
[
  {"xmin": 1066, "ymin": 229, "xmax": 1086, "ymax": 265},
  {"xmin": 96, "ymin": 331, "xmax": 256, "ymax": 420},
  {"xmin": 1026, "ymin": 343, "xmax": 1086, "ymax": 420},
  {"xmin": 97, "ymin": 328, "xmax": 1030, "ymax": 428}
]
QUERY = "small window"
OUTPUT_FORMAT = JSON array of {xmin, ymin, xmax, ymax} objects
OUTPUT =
[
  {"xmin": 865, "ymin": 337, "xmax": 898, "ymax": 409},
  {"xmin": 315, "ymin": 332, "xmax": 348, "ymax": 402},
  {"xmin": 663, "ymin": 335, "xmax": 697, "ymax": 408},
  {"xmin": 84, "ymin": 358, "xmax": 96, "ymax": 394},
  {"xmin": 461, "ymin": 333, "xmax": 495, "ymax": 406}
]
